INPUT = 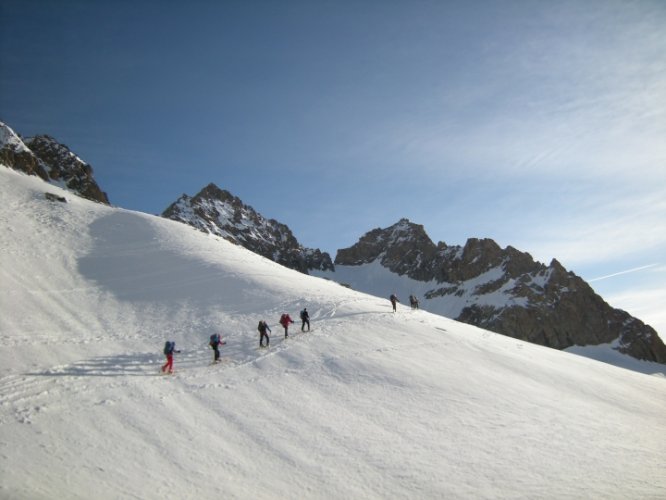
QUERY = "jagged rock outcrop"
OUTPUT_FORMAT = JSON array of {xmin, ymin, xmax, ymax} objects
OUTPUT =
[
  {"xmin": 0, "ymin": 122, "xmax": 109, "ymax": 204},
  {"xmin": 334, "ymin": 219, "xmax": 666, "ymax": 364},
  {"xmin": 336, "ymin": 219, "xmax": 439, "ymax": 280},
  {"xmin": 0, "ymin": 122, "xmax": 50, "ymax": 180},
  {"xmin": 162, "ymin": 183, "xmax": 334, "ymax": 274},
  {"xmin": 25, "ymin": 135, "xmax": 109, "ymax": 204}
]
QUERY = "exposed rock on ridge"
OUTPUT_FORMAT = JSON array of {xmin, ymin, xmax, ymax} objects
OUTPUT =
[
  {"xmin": 335, "ymin": 219, "xmax": 666, "ymax": 364},
  {"xmin": 0, "ymin": 122, "xmax": 109, "ymax": 204},
  {"xmin": 25, "ymin": 135, "xmax": 109, "ymax": 204},
  {"xmin": 162, "ymin": 183, "xmax": 334, "ymax": 274},
  {"xmin": 336, "ymin": 218, "xmax": 440, "ymax": 281}
]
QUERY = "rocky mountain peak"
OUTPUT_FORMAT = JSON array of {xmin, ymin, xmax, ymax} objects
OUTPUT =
[
  {"xmin": 336, "ymin": 218, "xmax": 438, "ymax": 280},
  {"xmin": 162, "ymin": 183, "xmax": 334, "ymax": 274},
  {"xmin": 461, "ymin": 237, "xmax": 502, "ymax": 259},
  {"xmin": 196, "ymin": 183, "xmax": 236, "ymax": 204},
  {"xmin": 0, "ymin": 122, "xmax": 50, "ymax": 181},
  {"xmin": 0, "ymin": 122, "xmax": 109, "ymax": 204}
]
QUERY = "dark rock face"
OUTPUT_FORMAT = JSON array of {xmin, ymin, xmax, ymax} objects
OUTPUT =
[
  {"xmin": 162, "ymin": 183, "xmax": 334, "ymax": 274},
  {"xmin": 336, "ymin": 219, "xmax": 438, "ymax": 280},
  {"xmin": 0, "ymin": 122, "xmax": 50, "ymax": 180},
  {"xmin": 45, "ymin": 192, "xmax": 67, "ymax": 203},
  {"xmin": 335, "ymin": 219, "xmax": 666, "ymax": 364},
  {"xmin": 25, "ymin": 135, "xmax": 109, "ymax": 204},
  {"xmin": 0, "ymin": 122, "xmax": 109, "ymax": 204},
  {"xmin": 0, "ymin": 146, "xmax": 50, "ymax": 180}
]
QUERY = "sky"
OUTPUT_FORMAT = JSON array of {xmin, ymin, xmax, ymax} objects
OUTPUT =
[
  {"xmin": 2, "ymin": 166, "xmax": 665, "ymax": 498},
  {"xmin": 1, "ymin": 0, "xmax": 665, "ymax": 334}
]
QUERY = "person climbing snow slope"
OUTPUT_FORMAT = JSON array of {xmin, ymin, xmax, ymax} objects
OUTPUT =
[
  {"xmin": 279, "ymin": 313, "xmax": 294, "ymax": 338},
  {"xmin": 209, "ymin": 333, "xmax": 226, "ymax": 363},
  {"xmin": 389, "ymin": 293, "xmax": 399, "ymax": 313},
  {"xmin": 161, "ymin": 340, "xmax": 180, "ymax": 374},
  {"xmin": 300, "ymin": 308, "xmax": 310, "ymax": 332},
  {"xmin": 258, "ymin": 320, "xmax": 271, "ymax": 348}
]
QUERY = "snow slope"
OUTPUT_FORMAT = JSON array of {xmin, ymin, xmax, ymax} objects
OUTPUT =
[
  {"xmin": 313, "ymin": 263, "xmax": 666, "ymax": 375},
  {"xmin": 314, "ymin": 261, "xmax": 530, "ymax": 320},
  {"xmin": 1, "ymin": 166, "xmax": 665, "ymax": 499}
]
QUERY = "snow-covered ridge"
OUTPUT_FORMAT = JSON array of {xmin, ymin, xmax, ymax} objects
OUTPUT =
[{"xmin": 0, "ymin": 121, "xmax": 30, "ymax": 153}]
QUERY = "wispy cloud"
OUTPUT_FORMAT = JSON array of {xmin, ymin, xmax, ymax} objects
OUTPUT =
[
  {"xmin": 368, "ymin": 1, "xmax": 666, "ymax": 185},
  {"xmin": 509, "ymin": 187, "xmax": 666, "ymax": 267},
  {"xmin": 589, "ymin": 264, "xmax": 659, "ymax": 283}
]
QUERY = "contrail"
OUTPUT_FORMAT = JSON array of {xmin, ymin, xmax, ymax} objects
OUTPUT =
[{"xmin": 588, "ymin": 264, "xmax": 658, "ymax": 283}]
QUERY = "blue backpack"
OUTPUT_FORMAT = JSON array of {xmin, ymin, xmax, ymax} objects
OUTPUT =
[
  {"xmin": 164, "ymin": 341, "xmax": 175, "ymax": 355},
  {"xmin": 209, "ymin": 334, "xmax": 220, "ymax": 346}
]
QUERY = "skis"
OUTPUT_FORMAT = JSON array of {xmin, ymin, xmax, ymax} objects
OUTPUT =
[{"xmin": 284, "ymin": 330, "xmax": 313, "ymax": 340}]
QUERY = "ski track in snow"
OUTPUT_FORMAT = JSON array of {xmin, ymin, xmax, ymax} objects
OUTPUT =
[
  {"xmin": 0, "ymin": 296, "xmax": 379, "ymax": 425},
  {"xmin": 0, "ymin": 294, "xmax": 462, "ymax": 432},
  {"xmin": 0, "ymin": 306, "xmax": 552, "ymax": 430}
]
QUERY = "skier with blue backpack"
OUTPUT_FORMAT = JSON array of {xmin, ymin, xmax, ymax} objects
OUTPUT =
[
  {"xmin": 209, "ymin": 333, "xmax": 226, "ymax": 363},
  {"xmin": 161, "ymin": 341, "xmax": 180, "ymax": 374}
]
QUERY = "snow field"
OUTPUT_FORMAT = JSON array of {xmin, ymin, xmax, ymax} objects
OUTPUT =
[{"xmin": 1, "ymin": 167, "xmax": 665, "ymax": 499}]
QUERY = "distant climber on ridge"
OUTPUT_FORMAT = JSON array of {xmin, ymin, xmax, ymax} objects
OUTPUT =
[{"xmin": 390, "ymin": 293, "xmax": 399, "ymax": 313}]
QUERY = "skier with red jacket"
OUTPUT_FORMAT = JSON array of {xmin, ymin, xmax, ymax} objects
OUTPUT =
[
  {"xmin": 279, "ymin": 313, "xmax": 294, "ymax": 338},
  {"xmin": 161, "ymin": 341, "xmax": 180, "ymax": 374}
]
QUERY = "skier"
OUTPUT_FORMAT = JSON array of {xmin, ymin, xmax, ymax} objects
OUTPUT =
[
  {"xmin": 258, "ymin": 320, "xmax": 271, "ymax": 348},
  {"xmin": 389, "ymin": 293, "xmax": 399, "ymax": 313},
  {"xmin": 279, "ymin": 313, "xmax": 294, "ymax": 338},
  {"xmin": 409, "ymin": 295, "xmax": 419, "ymax": 310},
  {"xmin": 209, "ymin": 333, "xmax": 226, "ymax": 363},
  {"xmin": 161, "ymin": 340, "xmax": 180, "ymax": 374},
  {"xmin": 300, "ymin": 307, "xmax": 310, "ymax": 332}
]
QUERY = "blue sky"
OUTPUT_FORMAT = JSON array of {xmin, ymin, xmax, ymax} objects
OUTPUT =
[{"xmin": 1, "ymin": 0, "xmax": 665, "ymax": 336}]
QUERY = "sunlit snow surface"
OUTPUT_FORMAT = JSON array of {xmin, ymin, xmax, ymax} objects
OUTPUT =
[{"xmin": 1, "ymin": 167, "xmax": 665, "ymax": 499}]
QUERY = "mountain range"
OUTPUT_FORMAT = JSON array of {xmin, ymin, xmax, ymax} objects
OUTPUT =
[
  {"xmin": 2, "ymin": 121, "xmax": 664, "ymax": 367},
  {"xmin": 318, "ymin": 219, "xmax": 666, "ymax": 364}
]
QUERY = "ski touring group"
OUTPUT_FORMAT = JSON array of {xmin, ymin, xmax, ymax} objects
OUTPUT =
[
  {"xmin": 161, "ymin": 294, "xmax": 416, "ymax": 373},
  {"xmin": 160, "ymin": 307, "xmax": 312, "ymax": 374}
]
